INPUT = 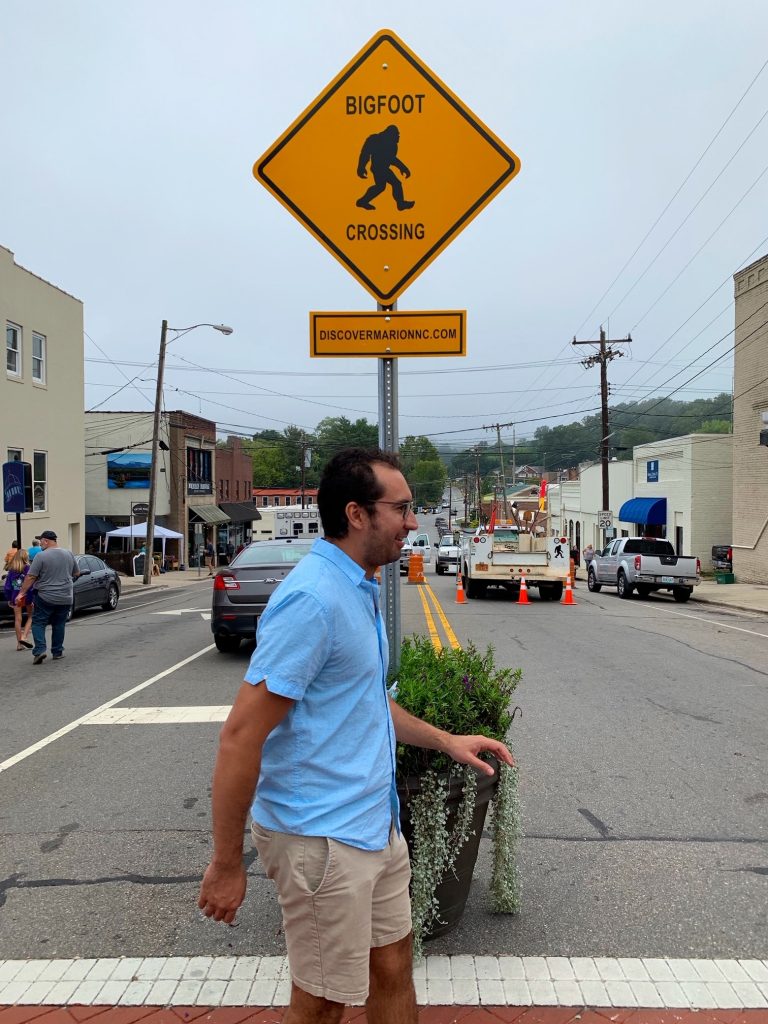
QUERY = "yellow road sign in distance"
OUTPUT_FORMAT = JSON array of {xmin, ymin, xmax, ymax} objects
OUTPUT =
[
  {"xmin": 310, "ymin": 310, "xmax": 466, "ymax": 357},
  {"xmin": 255, "ymin": 29, "xmax": 520, "ymax": 303}
]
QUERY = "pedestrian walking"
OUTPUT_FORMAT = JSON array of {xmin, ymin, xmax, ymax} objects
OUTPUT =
[
  {"xmin": 3, "ymin": 539, "xmax": 20, "ymax": 570},
  {"xmin": 198, "ymin": 448, "xmax": 513, "ymax": 1024},
  {"xmin": 205, "ymin": 540, "xmax": 216, "ymax": 575},
  {"xmin": 27, "ymin": 537, "xmax": 43, "ymax": 561},
  {"xmin": 15, "ymin": 530, "xmax": 79, "ymax": 665},
  {"xmin": 4, "ymin": 549, "xmax": 34, "ymax": 650}
]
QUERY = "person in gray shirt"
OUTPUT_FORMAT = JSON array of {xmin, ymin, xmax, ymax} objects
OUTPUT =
[{"xmin": 16, "ymin": 530, "xmax": 79, "ymax": 665}]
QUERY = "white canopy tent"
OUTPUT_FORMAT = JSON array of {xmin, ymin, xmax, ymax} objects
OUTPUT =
[{"xmin": 105, "ymin": 522, "xmax": 184, "ymax": 564}]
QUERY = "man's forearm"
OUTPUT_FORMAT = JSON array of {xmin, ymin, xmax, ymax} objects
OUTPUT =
[
  {"xmin": 17, "ymin": 576, "xmax": 36, "ymax": 599},
  {"xmin": 389, "ymin": 697, "xmax": 454, "ymax": 755},
  {"xmin": 210, "ymin": 736, "xmax": 262, "ymax": 869}
]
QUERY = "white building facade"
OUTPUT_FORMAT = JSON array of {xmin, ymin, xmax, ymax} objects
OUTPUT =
[{"xmin": 2, "ymin": 245, "xmax": 84, "ymax": 551}]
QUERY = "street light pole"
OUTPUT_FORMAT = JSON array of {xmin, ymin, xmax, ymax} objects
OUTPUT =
[{"xmin": 143, "ymin": 320, "xmax": 233, "ymax": 585}]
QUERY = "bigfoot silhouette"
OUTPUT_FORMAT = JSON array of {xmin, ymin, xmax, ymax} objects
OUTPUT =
[{"xmin": 356, "ymin": 125, "xmax": 415, "ymax": 211}]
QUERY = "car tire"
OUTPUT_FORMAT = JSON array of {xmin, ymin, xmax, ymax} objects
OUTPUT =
[
  {"xmin": 548, "ymin": 582, "xmax": 564, "ymax": 601},
  {"xmin": 215, "ymin": 634, "xmax": 242, "ymax": 653},
  {"xmin": 587, "ymin": 569, "xmax": 602, "ymax": 593},
  {"xmin": 465, "ymin": 577, "xmax": 484, "ymax": 599},
  {"xmin": 435, "ymin": 563, "xmax": 442, "ymax": 575},
  {"xmin": 102, "ymin": 583, "xmax": 119, "ymax": 611},
  {"xmin": 673, "ymin": 587, "xmax": 692, "ymax": 603},
  {"xmin": 636, "ymin": 584, "xmax": 652, "ymax": 599},
  {"xmin": 617, "ymin": 570, "xmax": 633, "ymax": 599}
]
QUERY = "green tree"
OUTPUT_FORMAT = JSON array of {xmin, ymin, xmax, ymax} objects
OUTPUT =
[{"xmin": 399, "ymin": 436, "xmax": 447, "ymax": 505}]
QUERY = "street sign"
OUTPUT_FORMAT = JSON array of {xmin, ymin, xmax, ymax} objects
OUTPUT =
[
  {"xmin": 255, "ymin": 29, "xmax": 521, "ymax": 303},
  {"xmin": 598, "ymin": 510, "xmax": 613, "ymax": 529},
  {"xmin": 310, "ymin": 310, "xmax": 466, "ymax": 357},
  {"xmin": 131, "ymin": 502, "xmax": 149, "ymax": 516},
  {"xmin": 2, "ymin": 461, "xmax": 32, "ymax": 514}
]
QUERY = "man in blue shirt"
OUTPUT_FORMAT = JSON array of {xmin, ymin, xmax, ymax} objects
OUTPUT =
[{"xmin": 199, "ymin": 449, "xmax": 513, "ymax": 1024}]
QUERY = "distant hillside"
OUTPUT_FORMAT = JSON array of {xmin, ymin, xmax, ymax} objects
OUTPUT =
[{"xmin": 445, "ymin": 393, "xmax": 732, "ymax": 477}]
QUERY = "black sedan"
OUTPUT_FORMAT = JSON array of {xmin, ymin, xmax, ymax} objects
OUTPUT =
[
  {"xmin": 2, "ymin": 554, "xmax": 120, "ymax": 624},
  {"xmin": 211, "ymin": 538, "xmax": 314, "ymax": 652}
]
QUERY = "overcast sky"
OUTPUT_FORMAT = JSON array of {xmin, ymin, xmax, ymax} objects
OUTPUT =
[{"xmin": 3, "ymin": 2, "xmax": 767, "ymax": 453}]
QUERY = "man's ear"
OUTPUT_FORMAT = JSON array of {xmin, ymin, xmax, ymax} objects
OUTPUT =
[{"xmin": 345, "ymin": 500, "xmax": 368, "ymax": 533}]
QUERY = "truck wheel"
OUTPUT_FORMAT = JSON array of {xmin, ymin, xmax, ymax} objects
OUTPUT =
[
  {"xmin": 587, "ymin": 568, "xmax": 602, "ymax": 593},
  {"xmin": 548, "ymin": 582, "xmax": 564, "ymax": 601},
  {"xmin": 466, "ymin": 577, "xmax": 483, "ymax": 599},
  {"xmin": 435, "ymin": 562, "xmax": 441, "ymax": 575},
  {"xmin": 617, "ymin": 570, "xmax": 634, "ymax": 599},
  {"xmin": 673, "ymin": 587, "xmax": 692, "ymax": 603},
  {"xmin": 636, "ymin": 584, "xmax": 652, "ymax": 599}
]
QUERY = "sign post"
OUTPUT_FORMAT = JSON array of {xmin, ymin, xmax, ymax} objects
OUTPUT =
[
  {"xmin": 254, "ymin": 29, "xmax": 521, "ymax": 670},
  {"xmin": 3, "ymin": 460, "xmax": 33, "ymax": 550}
]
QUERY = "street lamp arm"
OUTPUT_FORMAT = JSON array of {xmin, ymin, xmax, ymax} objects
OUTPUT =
[{"xmin": 168, "ymin": 323, "xmax": 233, "ymax": 336}]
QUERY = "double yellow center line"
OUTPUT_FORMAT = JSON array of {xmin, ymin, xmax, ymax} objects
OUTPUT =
[{"xmin": 414, "ymin": 582, "xmax": 461, "ymax": 650}]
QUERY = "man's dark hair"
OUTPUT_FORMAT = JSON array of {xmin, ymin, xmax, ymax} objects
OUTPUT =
[{"xmin": 318, "ymin": 448, "xmax": 401, "ymax": 539}]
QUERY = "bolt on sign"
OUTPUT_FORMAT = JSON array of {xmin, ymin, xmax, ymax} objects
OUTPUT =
[
  {"xmin": 254, "ymin": 29, "xmax": 521, "ymax": 303},
  {"xmin": 310, "ymin": 310, "xmax": 466, "ymax": 357}
]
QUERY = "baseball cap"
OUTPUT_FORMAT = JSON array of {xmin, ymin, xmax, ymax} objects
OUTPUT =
[{"xmin": 40, "ymin": 530, "xmax": 57, "ymax": 541}]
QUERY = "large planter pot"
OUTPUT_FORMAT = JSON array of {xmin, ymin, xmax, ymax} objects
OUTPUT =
[{"xmin": 397, "ymin": 760, "xmax": 498, "ymax": 940}]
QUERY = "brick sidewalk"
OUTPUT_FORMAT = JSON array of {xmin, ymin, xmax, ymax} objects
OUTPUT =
[{"xmin": 2, "ymin": 1006, "xmax": 768, "ymax": 1024}]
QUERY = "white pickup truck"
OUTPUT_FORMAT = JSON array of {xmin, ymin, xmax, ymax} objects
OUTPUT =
[
  {"xmin": 435, "ymin": 534, "xmax": 461, "ymax": 575},
  {"xmin": 588, "ymin": 537, "xmax": 701, "ymax": 602}
]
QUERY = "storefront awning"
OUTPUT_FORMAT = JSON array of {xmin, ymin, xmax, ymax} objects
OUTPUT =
[
  {"xmin": 219, "ymin": 502, "xmax": 262, "ymax": 523},
  {"xmin": 189, "ymin": 504, "xmax": 231, "ymax": 524},
  {"xmin": 618, "ymin": 497, "xmax": 667, "ymax": 526},
  {"xmin": 85, "ymin": 515, "xmax": 117, "ymax": 534}
]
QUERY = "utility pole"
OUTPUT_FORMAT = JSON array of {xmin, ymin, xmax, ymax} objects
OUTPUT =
[{"xmin": 572, "ymin": 326, "xmax": 632, "ymax": 526}]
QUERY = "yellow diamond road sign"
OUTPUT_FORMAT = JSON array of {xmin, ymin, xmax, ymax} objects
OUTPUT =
[{"xmin": 254, "ymin": 29, "xmax": 521, "ymax": 304}]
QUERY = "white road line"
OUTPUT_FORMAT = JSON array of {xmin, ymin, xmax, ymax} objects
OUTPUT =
[
  {"xmin": 0, "ymin": 644, "xmax": 215, "ymax": 775},
  {"xmin": 668, "ymin": 609, "xmax": 768, "ymax": 639},
  {"xmin": 85, "ymin": 705, "xmax": 230, "ymax": 725},
  {"xmin": 1, "ymin": 955, "xmax": 767, "ymax": 1008}
]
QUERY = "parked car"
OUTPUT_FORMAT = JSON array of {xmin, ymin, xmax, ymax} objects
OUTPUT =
[
  {"xmin": 711, "ymin": 545, "xmax": 733, "ymax": 572},
  {"xmin": 211, "ymin": 538, "xmax": 314, "ymax": 652},
  {"xmin": 1, "ymin": 555, "xmax": 122, "ymax": 622},
  {"xmin": 588, "ymin": 537, "xmax": 701, "ymax": 602}
]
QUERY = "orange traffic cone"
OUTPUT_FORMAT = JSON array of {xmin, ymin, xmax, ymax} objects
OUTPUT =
[
  {"xmin": 455, "ymin": 572, "xmax": 467, "ymax": 604},
  {"xmin": 518, "ymin": 573, "xmax": 530, "ymax": 605},
  {"xmin": 562, "ymin": 577, "xmax": 576, "ymax": 605}
]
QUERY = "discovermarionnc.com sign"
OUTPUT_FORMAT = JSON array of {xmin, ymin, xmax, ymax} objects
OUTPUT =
[{"xmin": 310, "ymin": 310, "xmax": 466, "ymax": 357}]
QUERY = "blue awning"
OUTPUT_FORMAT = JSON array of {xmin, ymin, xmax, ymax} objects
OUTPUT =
[
  {"xmin": 618, "ymin": 497, "xmax": 667, "ymax": 525},
  {"xmin": 85, "ymin": 515, "xmax": 117, "ymax": 534}
]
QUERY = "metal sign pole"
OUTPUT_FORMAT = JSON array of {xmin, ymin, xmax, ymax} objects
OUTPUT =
[{"xmin": 378, "ymin": 302, "xmax": 401, "ymax": 675}]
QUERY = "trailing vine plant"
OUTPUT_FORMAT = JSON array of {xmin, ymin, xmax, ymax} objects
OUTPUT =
[{"xmin": 393, "ymin": 636, "xmax": 522, "ymax": 957}]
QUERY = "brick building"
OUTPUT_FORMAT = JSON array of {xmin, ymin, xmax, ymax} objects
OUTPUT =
[
  {"xmin": 253, "ymin": 487, "xmax": 318, "ymax": 507},
  {"xmin": 732, "ymin": 253, "xmax": 768, "ymax": 583},
  {"xmin": 216, "ymin": 436, "xmax": 258, "ymax": 552}
]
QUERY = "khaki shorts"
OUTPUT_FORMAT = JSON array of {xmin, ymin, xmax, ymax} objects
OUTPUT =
[{"xmin": 251, "ymin": 821, "xmax": 412, "ymax": 1004}]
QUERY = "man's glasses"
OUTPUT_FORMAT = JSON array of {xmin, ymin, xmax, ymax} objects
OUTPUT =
[{"xmin": 373, "ymin": 500, "xmax": 414, "ymax": 520}]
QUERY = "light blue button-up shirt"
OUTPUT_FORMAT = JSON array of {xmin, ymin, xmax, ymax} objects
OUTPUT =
[{"xmin": 244, "ymin": 538, "xmax": 399, "ymax": 851}]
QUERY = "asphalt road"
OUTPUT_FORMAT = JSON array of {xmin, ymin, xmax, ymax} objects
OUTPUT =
[{"xmin": 1, "ymin": 539, "xmax": 767, "ymax": 961}]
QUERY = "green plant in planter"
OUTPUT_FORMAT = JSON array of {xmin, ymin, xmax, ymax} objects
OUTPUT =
[{"xmin": 393, "ymin": 635, "xmax": 522, "ymax": 957}]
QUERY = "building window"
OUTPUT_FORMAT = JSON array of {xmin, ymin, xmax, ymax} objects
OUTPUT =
[
  {"xmin": 262, "ymin": 496, "xmax": 269, "ymax": 506},
  {"xmin": 6, "ymin": 323, "xmax": 21, "ymax": 376},
  {"xmin": 236, "ymin": 480, "xmax": 239, "ymax": 500},
  {"xmin": 33, "ymin": 451, "xmax": 47, "ymax": 511},
  {"xmin": 187, "ymin": 447, "xmax": 212, "ymax": 494},
  {"xmin": 225, "ymin": 479, "xmax": 229, "ymax": 499},
  {"xmin": 273, "ymin": 496, "xmax": 280, "ymax": 506},
  {"xmin": 7, "ymin": 447, "xmax": 23, "ymax": 463},
  {"xmin": 32, "ymin": 332, "xmax": 46, "ymax": 383},
  {"xmin": 218, "ymin": 480, "xmax": 224, "ymax": 499}
]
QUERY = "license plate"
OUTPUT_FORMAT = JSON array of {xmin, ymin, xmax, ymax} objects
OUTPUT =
[{"xmin": 661, "ymin": 576, "xmax": 675, "ymax": 584}]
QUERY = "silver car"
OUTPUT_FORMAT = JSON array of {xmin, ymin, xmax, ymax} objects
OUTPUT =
[{"xmin": 211, "ymin": 538, "xmax": 313, "ymax": 652}]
